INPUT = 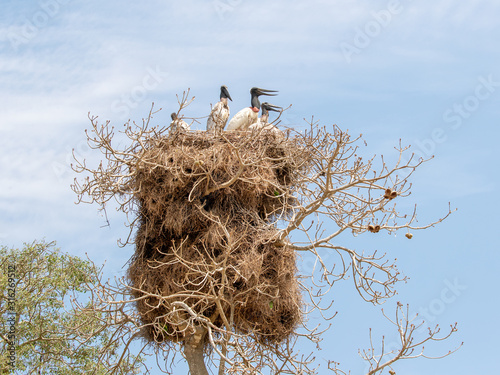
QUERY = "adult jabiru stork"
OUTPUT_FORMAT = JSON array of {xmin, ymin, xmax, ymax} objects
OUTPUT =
[
  {"xmin": 248, "ymin": 102, "xmax": 283, "ymax": 136},
  {"xmin": 226, "ymin": 87, "xmax": 277, "ymax": 131},
  {"xmin": 207, "ymin": 85, "xmax": 232, "ymax": 134},
  {"xmin": 170, "ymin": 112, "xmax": 190, "ymax": 132}
]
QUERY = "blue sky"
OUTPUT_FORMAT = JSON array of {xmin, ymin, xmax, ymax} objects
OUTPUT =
[{"xmin": 1, "ymin": 0, "xmax": 499, "ymax": 373}]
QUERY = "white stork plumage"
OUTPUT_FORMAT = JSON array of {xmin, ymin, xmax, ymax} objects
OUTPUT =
[
  {"xmin": 170, "ymin": 112, "xmax": 190, "ymax": 132},
  {"xmin": 226, "ymin": 87, "xmax": 278, "ymax": 131},
  {"xmin": 207, "ymin": 85, "xmax": 232, "ymax": 134},
  {"xmin": 248, "ymin": 102, "xmax": 283, "ymax": 136}
]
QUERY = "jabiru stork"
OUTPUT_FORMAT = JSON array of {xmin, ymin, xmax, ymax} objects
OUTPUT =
[{"xmin": 226, "ymin": 87, "xmax": 277, "ymax": 131}]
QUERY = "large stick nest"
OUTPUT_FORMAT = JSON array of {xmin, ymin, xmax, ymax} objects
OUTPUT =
[{"xmin": 127, "ymin": 131, "xmax": 306, "ymax": 345}]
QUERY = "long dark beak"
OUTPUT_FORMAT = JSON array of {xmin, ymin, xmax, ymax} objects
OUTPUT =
[
  {"xmin": 222, "ymin": 86, "xmax": 232, "ymax": 101},
  {"xmin": 265, "ymin": 103, "xmax": 282, "ymax": 112},
  {"xmin": 254, "ymin": 87, "xmax": 278, "ymax": 97}
]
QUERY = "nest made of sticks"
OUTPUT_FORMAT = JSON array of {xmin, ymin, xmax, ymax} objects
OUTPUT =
[{"xmin": 127, "ymin": 130, "xmax": 305, "ymax": 345}]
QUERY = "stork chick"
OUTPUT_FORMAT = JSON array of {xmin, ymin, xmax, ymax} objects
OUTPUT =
[
  {"xmin": 207, "ymin": 85, "xmax": 232, "ymax": 134},
  {"xmin": 170, "ymin": 112, "xmax": 190, "ymax": 132},
  {"xmin": 248, "ymin": 102, "xmax": 283, "ymax": 136}
]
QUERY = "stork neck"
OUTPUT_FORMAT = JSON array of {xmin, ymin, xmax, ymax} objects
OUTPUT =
[{"xmin": 251, "ymin": 96, "xmax": 261, "ymax": 109}]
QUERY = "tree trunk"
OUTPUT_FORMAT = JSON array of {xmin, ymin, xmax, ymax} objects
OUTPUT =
[{"xmin": 184, "ymin": 327, "xmax": 209, "ymax": 375}]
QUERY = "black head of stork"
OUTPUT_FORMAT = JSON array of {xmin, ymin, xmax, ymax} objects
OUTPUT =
[
  {"xmin": 260, "ymin": 102, "xmax": 282, "ymax": 123},
  {"xmin": 220, "ymin": 85, "xmax": 232, "ymax": 101},
  {"xmin": 250, "ymin": 87, "xmax": 278, "ymax": 109},
  {"xmin": 171, "ymin": 112, "xmax": 177, "ymax": 120},
  {"xmin": 260, "ymin": 102, "xmax": 282, "ymax": 116}
]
